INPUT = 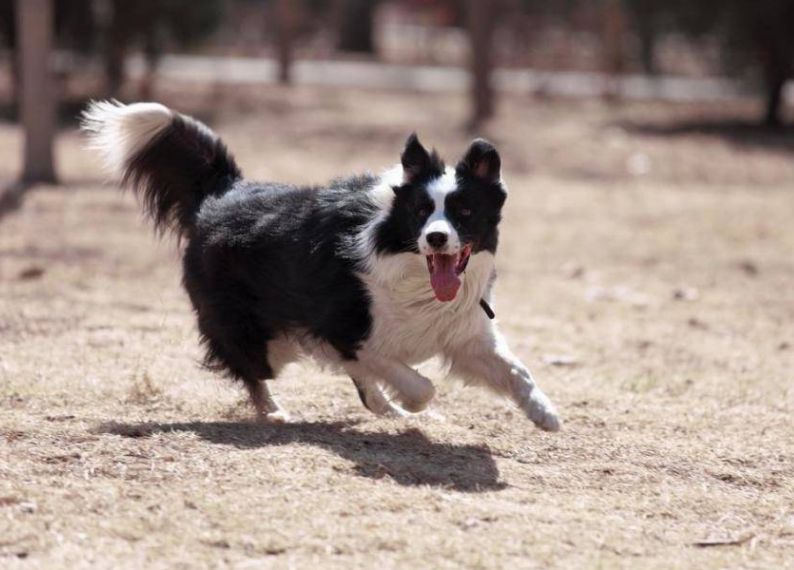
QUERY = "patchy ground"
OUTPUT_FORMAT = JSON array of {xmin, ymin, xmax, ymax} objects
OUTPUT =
[{"xmin": 1, "ymin": 86, "xmax": 793, "ymax": 570}]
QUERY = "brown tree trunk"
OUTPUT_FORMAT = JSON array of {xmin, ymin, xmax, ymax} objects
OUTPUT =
[
  {"xmin": 275, "ymin": 0, "xmax": 298, "ymax": 85},
  {"xmin": 637, "ymin": 22, "xmax": 657, "ymax": 76},
  {"xmin": 105, "ymin": 44, "xmax": 126, "ymax": 98},
  {"xmin": 106, "ymin": 0, "xmax": 130, "ymax": 98},
  {"xmin": 10, "ymin": 57, "xmax": 20, "ymax": 109},
  {"xmin": 466, "ymin": 0, "xmax": 497, "ymax": 130},
  {"xmin": 0, "ymin": 2, "xmax": 18, "ymax": 107},
  {"xmin": 602, "ymin": 0, "xmax": 628, "ymax": 100},
  {"xmin": 761, "ymin": 47, "xmax": 789, "ymax": 128},
  {"xmin": 337, "ymin": 0, "xmax": 377, "ymax": 54},
  {"xmin": 17, "ymin": 0, "xmax": 57, "ymax": 184},
  {"xmin": 764, "ymin": 72, "xmax": 786, "ymax": 128},
  {"xmin": 139, "ymin": 30, "xmax": 163, "ymax": 101}
]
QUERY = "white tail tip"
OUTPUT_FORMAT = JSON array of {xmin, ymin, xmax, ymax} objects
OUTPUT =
[{"xmin": 81, "ymin": 100, "xmax": 173, "ymax": 176}]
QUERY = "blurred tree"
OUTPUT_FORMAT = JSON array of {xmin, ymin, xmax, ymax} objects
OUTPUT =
[
  {"xmin": 714, "ymin": 0, "xmax": 794, "ymax": 127},
  {"xmin": 337, "ymin": 0, "xmax": 379, "ymax": 54},
  {"xmin": 266, "ymin": 0, "xmax": 336, "ymax": 84},
  {"xmin": 623, "ymin": 0, "xmax": 666, "ymax": 75},
  {"xmin": 105, "ymin": 0, "xmax": 224, "ymax": 97},
  {"xmin": 17, "ymin": 0, "xmax": 57, "ymax": 183},
  {"xmin": 624, "ymin": 0, "xmax": 794, "ymax": 126},
  {"xmin": 275, "ymin": 0, "xmax": 297, "ymax": 84},
  {"xmin": 0, "ymin": 1, "xmax": 18, "ymax": 101},
  {"xmin": 602, "ymin": 0, "xmax": 628, "ymax": 98},
  {"xmin": 466, "ymin": 0, "xmax": 499, "ymax": 129},
  {"xmin": 2, "ymin": 0, "xmax": 222, "ymax": 99},
  {"xmin": 0, "ymin": 0, "xmax": 94, "ymax": 105}
]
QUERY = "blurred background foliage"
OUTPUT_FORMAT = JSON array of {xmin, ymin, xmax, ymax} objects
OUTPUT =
[
  {"xmin": 0, "ymin": 0, "xmax": 792, "ymax": 125},
  {"xmin": 624, "ymin": 0, "xmax": 794, "ymax": 125}
]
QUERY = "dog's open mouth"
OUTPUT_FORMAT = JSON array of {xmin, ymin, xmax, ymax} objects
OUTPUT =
[{"xmin": 425, "ymin": 245, "xmax": 472, "ymax": 302}]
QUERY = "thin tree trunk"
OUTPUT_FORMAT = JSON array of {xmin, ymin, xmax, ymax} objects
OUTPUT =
[
  {"xmin": 466, "ymin": 0, "xmax": 497, "ymax": 129},
  {"xmin": 337, "ymin": 0, "xmax": 377, "ymax": 54},
  {"xmin": 10, "ymin": 57, "xmax": 20, "ymax": 109},
  {"xmin": 275, "ymin": 0, "xmax": 297, "ymax": 85},
  {"xmin": 764, "ymin": 67, "xmax": 787, "ymax": 127},
  {"xmin": 637, "ymin": 24, "xmax": 657, "ymax": 76},
  {"xmin": 17, "ymin": 0, "xmax": 57, "ymax": 184},
  {"xmin": 105, "ymin": 44, "xmax": 126, "ymax": 97},
  {"xmin": 106, "ymin": 0, "xmax": 129, "ymax": 97},
  {"xmin": 139, "ymin": 30, "xmax": 163, "ymax": 101},
  {"xmin": 0, "ymin": 2, "xmax": 17, "ymax": 107},
  {"xmin": 602, "ymin": 0, "xmax": 627, "ymax": 100}
]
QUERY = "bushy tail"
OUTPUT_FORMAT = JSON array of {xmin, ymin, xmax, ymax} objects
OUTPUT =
[{"xmin": 81, "ymin": 100, "xmax": 241, "ymax": 238}]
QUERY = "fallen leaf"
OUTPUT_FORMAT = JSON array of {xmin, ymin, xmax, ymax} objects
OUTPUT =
[
  {"xmin": 672, "ymin": 287, "xmax": 700, "ymax": 302},
  {"xmin": 693, "ymin": 532, "xmax": 755, "ymax": 548},
  {"xmin": 560, "ymin": 262, "xmax": 585, "ymax": 279},
  {"xmin": 17, "ymin": 266, "xmax": 45, "ymax": 280},
  {"xmin": 543, "ymin": 354, "xmax": 579, "ymax": 367},
  {"xmin": 45, "ymin": 414, "xmax": 76, "ymax": 422},
  {"xmin": 737, "ymin": 260, "xmax": 759, "ymax": 276}
]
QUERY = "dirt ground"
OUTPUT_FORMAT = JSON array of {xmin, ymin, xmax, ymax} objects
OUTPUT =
[{"xmin": 1, "ymin": 85, "xmax": 793, "ymax": 570}]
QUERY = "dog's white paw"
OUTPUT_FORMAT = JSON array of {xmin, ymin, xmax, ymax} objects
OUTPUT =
[
  {"xmin": 520, "ymin": 389, "xmax": 561, "ymax": 432},
  {"xmin": 366, "ymin": 394, "xmax": 410, "ymax": 418},
  {"xmin": 381, "ymin": 404, "xmax": 411, "ymax": 418},
  {"xmin": 256, "ymin": 409, "xmax": 291, "ymax": 424},
  {"xmin": 399, "ymin": 381, "xmax": 436, "ymax": 413}
]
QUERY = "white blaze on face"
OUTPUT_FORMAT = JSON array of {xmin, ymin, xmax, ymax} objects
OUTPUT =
[{"xmin": 418, "ymin": 167, "xmax": 461, "ymax": 255}]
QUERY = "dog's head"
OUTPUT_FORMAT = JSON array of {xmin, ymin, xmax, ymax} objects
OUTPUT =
[{"xmin": 375, "ymin": 134, "xmax": 507, "ymax": 302}]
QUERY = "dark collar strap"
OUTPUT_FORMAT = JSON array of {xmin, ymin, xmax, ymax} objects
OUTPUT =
[{"xmin": 479, "ymin": 298, "xmax": 495, "ymax": 319}]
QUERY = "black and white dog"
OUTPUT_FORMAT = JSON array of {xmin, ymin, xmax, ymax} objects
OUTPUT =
[{"xmin": 82, "ymin": 101, "xmax": 560, "ymax": 431}]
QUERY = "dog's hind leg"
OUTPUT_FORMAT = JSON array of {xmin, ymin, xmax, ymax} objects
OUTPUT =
[
  {"xmin": 199, "ymin": 317, "xmax": 292, "ymax": 424},
  {"xmin": 350, "ymin": 377, "xmax": 407, "ymax": 417},
  {"xmin": 248, "ymin": 336, "xmax": 299, "ymax": 423}
]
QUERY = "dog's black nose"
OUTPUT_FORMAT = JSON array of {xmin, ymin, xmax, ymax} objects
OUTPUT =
[{"xmin": 426, "ymin": 232, "xmax": 448, "ymax": 249}]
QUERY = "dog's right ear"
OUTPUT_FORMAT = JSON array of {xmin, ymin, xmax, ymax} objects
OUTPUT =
[{"xmin": 400, "ymin": 133, "xmax": 433, "ymax": 184}]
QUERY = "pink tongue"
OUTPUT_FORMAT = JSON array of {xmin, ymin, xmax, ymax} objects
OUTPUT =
[{"xmin": 430, "ymin": 254, "xmax": 461, "ymax": 302}]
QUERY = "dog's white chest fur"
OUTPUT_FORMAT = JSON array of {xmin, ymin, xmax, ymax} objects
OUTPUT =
[{"xmin": 359, "ymin": 251, "xmax": 494, "ymax": 363}]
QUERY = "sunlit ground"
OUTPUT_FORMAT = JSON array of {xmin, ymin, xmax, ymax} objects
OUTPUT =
[{"xmin": 1, "ymin": 85, "xmax": 793, "ymax": 569}]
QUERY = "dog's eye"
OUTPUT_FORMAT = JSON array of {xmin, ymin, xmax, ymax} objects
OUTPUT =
[
  {"xmin": 460, "ymin": 207, "xmax": 472, "ymax": 217},
  {"xmin": 416, "ymin": 207, "xmax": 430, "ymax": 218}
]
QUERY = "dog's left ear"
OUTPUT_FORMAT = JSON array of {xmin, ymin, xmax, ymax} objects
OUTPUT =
[{"xmin": 457, "ymin": 139, "xmax": 501, "ymax": 185}]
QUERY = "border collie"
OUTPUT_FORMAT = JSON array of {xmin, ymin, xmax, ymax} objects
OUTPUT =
[{"xmin": 81, "ymin": 101, "xmax": 560, "ymax": 431}]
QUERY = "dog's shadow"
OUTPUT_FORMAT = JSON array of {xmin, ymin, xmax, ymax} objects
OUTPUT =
[{"xmin": 98, "ymin": 419, "xmax": 506, "ymax": 492}]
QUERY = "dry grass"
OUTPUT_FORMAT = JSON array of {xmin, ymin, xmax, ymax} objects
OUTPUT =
[{"xmin": 1, "ymin": 86, "xmax": 793, "ymax": 569}]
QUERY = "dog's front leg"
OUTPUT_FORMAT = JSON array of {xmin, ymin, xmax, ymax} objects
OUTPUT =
[
  {"xmin": 345, "ymin": 352, "xmax": 435, "ymax": 413},
  {"xmin": 448, "ymin": 327, "xmax": 561, "ymax": 431},
  {"xmin": 349, "ymin": 376, "xmax": 408, "ymax": 417}
]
